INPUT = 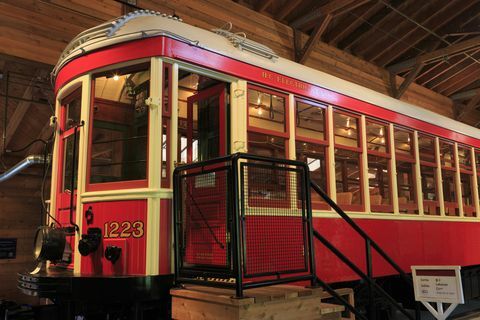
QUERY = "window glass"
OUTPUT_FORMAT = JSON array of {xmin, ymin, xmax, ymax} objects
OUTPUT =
[
  {"xmin": 335, "ymin": 148, "xmax": 362, "ymax": 207},
  {"xmin": 90, "ymin": 64, "xmax": 150, "ymax": 184},
  {"xmin": 461, "ymin": 173, "xmax": 475, "ymax": 217},
  {"xmin": 296, "ymin": 100, "xmax": 325, "ymax": 140},
  {"xmin": 442, "ymin": 169, "xmax": 458, "ymax": 216},
  {"xmin": 458, "ymin": 146, "xmax": 472, "ymax": 171},
  {"xmin": 334, "ymin": 112, "xmax": 358, "ymax": 147},
  {"xmin": 366, "ymin": 121, "xmax": 388, "ymax": 153},
  {"xmin": 248, "ymin": 132, "xmax": 286, "ymax": 159},
  {"xmin": 418, "ymin": 134, "xmax": 435, "ymax": 163},
  {"xmin": 248, "ymin": 88, "xmax": 286, "ymax": 133},
  {"xmin": 421, "ymin": 165, "xmax": 439, "ymax": 215},
  {"xmin": 440, "ymin": 141, "xmax": 455, "ymax": 168},
  {"xmin": 63, "ymin": 135, "xmax": 79, "ymax": 192},
  {"xmin": 296, "ymin": 142, "xmax": 326, "ymax": 205},
  {"xmin": 394, "ymin": 128, "xmax": 413, "ymax": 156},
  {"xmin": 367, "ymin": 155, "xmax": 391, "ymax": 212},
  {"xmin": 397, "ymin": 161, "xmax": 417, "ymax": 214},
  {"xmin": 65, "ymin": 95, "xmax": 82, "ymax": 130}
]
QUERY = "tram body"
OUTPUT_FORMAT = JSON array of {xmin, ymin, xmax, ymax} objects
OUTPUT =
[{"xmin": 34, "ymin": 10, "xmax": 480, "ymax": 298}]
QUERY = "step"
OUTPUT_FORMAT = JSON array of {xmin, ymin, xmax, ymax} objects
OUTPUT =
[{"xmin": 171, "ymin": 284, "xmax": 346, "ymax": 320}]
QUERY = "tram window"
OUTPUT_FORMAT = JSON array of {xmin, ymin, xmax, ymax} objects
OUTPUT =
[
  {"xmin": 296, "ymin": 142, "xmax": 327, "ymax": 208},
  {"xmin": 418, "ymin": 134, "xmax": 435, "ymax": 163},
  {"xmin": 248, "ymin": 88, "xmax": 286, "ymax": 134},
  {"xmin": 458, "ymin": 147, "xmax": 471, "ymax": 170},
  {"xmin": 248, "ymin": 132, "xmax": 286, "ymax": 159},
  {"xmin": 440, "ymin": 141, "xmax": 455, "ymax": 168},
  {"xmin": 64, "ymin": 93, "xmax": 81, "ymax": 130},
  {"xmin": 461, "ymin": 173, "xmax": 475, "ymax": 217},
  {"xmin": 367, "ymin": 155, "xmax": 392, "ymax": 213},
  {"xmin": 442, "ymin": 169, "xmax": 458, "ymax": 216},
  {"xmin": 334, "ymin": 148, "xmax": 363, "ymax": 210},
  {"xmin": 394, "ymin": 127, "xmax": 417, "ymax": 214},
  {"xmin": 63, "ymin": 135, "xmax": 79, "ymax": 192},
  {"xmin": 397, "ymin": 161, "xmax": 417, "ymax": 214},
  {"xmin": 89, "ymin": 64, "xmax": 150, "ymax": 185},
  {"xmin": 161, "ymin": 63, "xmax": 172, "ymax": 188},
  {"xmin": 296, "ymin": 100, "xmax": 325, "ymax": 140},
  {"xmin": 394, "ymin": 128, "xmax": 413, "ymax": 156},
  {"xmin": 420, "ymin": 165, "xmax": 439, "ymax": 215},
  {"xmin": 366, "ymin": 121, "xmax": 387, "ymax": 153},
  {"xmin": 334, "ymin": 112, "xmax": 359, "ymax": 147},
  {"xmin": 459, "ymin": 146, "xmax": 475, "ymax": 217}
]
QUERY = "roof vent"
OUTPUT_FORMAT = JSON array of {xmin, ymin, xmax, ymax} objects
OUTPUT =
[{"xmin": 212, "ymin": 22, "xmax": 278, "ymax": 61}]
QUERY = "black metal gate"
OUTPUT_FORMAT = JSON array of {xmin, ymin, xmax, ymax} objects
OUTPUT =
[{"xmin": 173, "ymin": 153, "xmax": 315, "ymax": 297}]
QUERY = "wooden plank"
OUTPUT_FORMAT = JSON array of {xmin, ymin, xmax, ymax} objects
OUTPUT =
[{"xmin": 276, "ymin": 0, "xmax": 302, "ymax": 21}]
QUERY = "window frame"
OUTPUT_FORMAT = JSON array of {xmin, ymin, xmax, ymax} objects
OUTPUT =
[
  {"xmin": 294, "ymin": 98, "xmax": 329, "ymax": 210},
  {"xmin": 333, "ymin": 108, "xmax": 364, "ymax": 212},
  {"xmin": 86, "ymin": 64, "xmax": 151, "ymax": 192},
  {"xmin": 365, "ymin": 118, "xmax": 392, "ymax": 213}
]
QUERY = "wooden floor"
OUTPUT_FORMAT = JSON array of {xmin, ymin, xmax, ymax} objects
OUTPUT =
[{"xmin": 171, "ymin": 284, "xmax": 350, "ymax": 320}]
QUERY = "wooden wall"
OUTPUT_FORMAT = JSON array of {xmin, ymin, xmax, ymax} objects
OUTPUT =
[
  {"xmin": 0, "ymin": 0, "xmax": 454, "ymax": 117},
  {"xmin": 0, "ymin": 157, "xmax": 44, "ymax": 304}
]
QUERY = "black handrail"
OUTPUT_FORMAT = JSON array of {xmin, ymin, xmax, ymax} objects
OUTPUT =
[{"xmin": 310, "ymin": 181, "xmax": 420, "ymax": 320}]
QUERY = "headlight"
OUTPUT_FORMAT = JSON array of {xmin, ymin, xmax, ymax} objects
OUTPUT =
[{"xmin": 33, "ymin": 226, "xmax": 66, "ymax": 262}]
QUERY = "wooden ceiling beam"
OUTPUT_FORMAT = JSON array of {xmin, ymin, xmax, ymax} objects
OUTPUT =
[
  {"xmin": 295, "ymin": 14, "xmax": 333, "ymax": 64},
  {"xmin": 388, "ymin": 36, "xmax": 480, "ymax": 74},
  {"xmin": 439, "ymin": 66, "xmax": 480, "ymax": 96},
  {"xmin": 379, "ymin": 0, "xmax": 477, "ymax": 66},
  {"xmin": 357, "ymin": 0, "xmax": 428, "ymax": 60},
  {"xmin": 276, "ymin": 0, "xmax": 302, "ymax": 20},
  {"xmin": 255, "ymin": 0, "xmax": 273, "ymax": 13},
  {"xmin": 427, "ymin": 50, "xmax": 480, "ymax": 89},
  {"xmin": 451, "ymin": 87, "xmax": 480, "ymax": 101},
  {"xmin": 327, "ymin": 1, "xmax": 385, "ymax": 46},
  {"xmin": 290, "ymin": 0, "xmax": 358, "ymax": 29},
  {"xmin": 343, "ymin": 0, "xmax": 414, "ymax": 51},
  {"xmin": 389, "ymin": 63, "xmax": 425, "ymax": 99},
  {"xmin": 455, "ymin": 89, "xmax": 480, "ymax": 121}
]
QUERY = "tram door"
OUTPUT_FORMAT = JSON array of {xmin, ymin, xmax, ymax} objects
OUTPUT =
[
  {"xmin": 182, "ymin": 83, "xmax": 230, "ymax": 268},
  {"xmin": 56, "ymin": 88, "xmax": 82, "ymax": 268},
  {"xmin": 185, "ymin": 83, "xmax": 227, "ymax": 162}
]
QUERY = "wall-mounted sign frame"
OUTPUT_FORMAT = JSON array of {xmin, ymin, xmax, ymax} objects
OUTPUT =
[{"xmin": 411, "ymin": 265, "xmax": 464, "ymax": 320}]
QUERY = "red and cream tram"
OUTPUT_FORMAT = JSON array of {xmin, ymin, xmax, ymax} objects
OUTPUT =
[{"xmin": 21, "ymin": 9, "xmax": 480, "ymax": 316}]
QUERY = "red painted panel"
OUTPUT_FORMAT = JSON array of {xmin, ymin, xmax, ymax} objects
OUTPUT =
[
  {"xmin": 313, "ymin": 217, "xmax": 480, "ymax": 283},
  {"xmin": 80, "ymin": 200, "xmax": 147, "ymax": 276},
  {"xmin": 56, "ymin": 36, "xmax": 480, "ymax": 148},
  {"xmin": 159, "ymin": 199, "xmax": 172, "ymax": 275}
]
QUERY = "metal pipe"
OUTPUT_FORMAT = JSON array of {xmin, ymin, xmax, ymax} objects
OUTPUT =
[{"xmin": 0, "ymin": 155, "xmax": 46, "ymax": 183}]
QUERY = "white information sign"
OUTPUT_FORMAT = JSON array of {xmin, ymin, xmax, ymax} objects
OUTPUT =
[{"xmin": 411, "ymin": 266, "xmax": 464, "ymax": 320}]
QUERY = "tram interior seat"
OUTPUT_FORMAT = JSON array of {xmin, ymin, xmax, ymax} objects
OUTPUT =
[
  {"xmin": 336, "ymin": 192, "xmax": 353, "ymax": 205},
  {"xmin": 370, "ymin": 194, "xmax": 382, "ymax": 205}
]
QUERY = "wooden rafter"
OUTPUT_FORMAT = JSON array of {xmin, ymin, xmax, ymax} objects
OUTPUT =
[
  {"xmin": 295, "ymin": 14, "xmax": 333, "ymax": 64},
  {"xmin": 451, "ymin": 87, "xmax": 480, "ymax": 101},
  {"xmin": 389, "ymin": 63, "xmax": 425, "ymax": 99},
  {"xmin": 442, "ymin": 67, "xmax": 480, "ymax": 97},
  {"xmin": 388, "ymin": 36, "xmax": 480, "ymax": 74},
  {"xmin": 327, "ymin": 1, "xmax": 384, "ymax": 46},
  {"xmin": 379, "ymin": 0, "xmax": 477, "ymax": 67},
  {"xmin": 456, "ymin": 89, "xmax": 480, "ymax": 121},
  {"xmin": 256, "ymin": 0, "xmax": 273, "ymax": 13},
  {"xmin": 290, "ymin": 0, "xmax": 359, "ymax": 29},
  {"xmin": 276, "ymin": 0, "xmax": 302, "ymax": 21}
]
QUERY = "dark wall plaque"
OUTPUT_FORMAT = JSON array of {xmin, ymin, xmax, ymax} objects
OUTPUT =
[{"xmin": 0, "ymin": 238, "xmax": 17, "ymax": 259}]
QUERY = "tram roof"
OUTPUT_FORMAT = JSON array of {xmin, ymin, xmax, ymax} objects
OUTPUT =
[{"xmin": 54, "ymin": 10, "xmax": 480, "ymax": 141}]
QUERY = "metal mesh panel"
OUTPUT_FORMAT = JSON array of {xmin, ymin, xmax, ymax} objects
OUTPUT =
[
  {"xmin": 241, "ymin": 162, "xmax": 309, "ymax": 277},
  {"xmin": 179, "ymin": 167, "xmax": 231, "ymax": 271}
]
